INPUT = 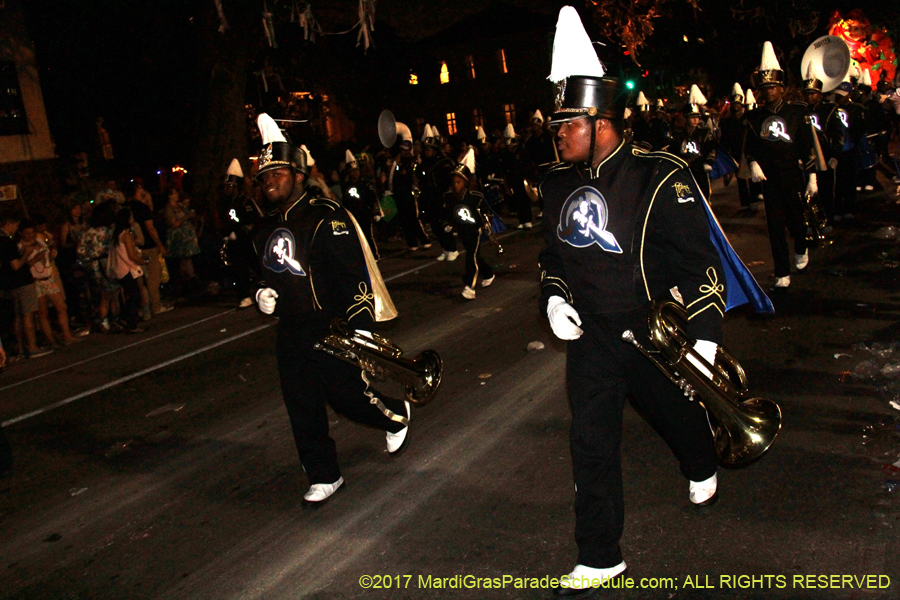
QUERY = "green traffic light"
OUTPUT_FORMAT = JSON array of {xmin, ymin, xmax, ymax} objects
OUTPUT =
[{"xmin": 625, "ymin": 81, "xmax": 635, "ymax": 90}]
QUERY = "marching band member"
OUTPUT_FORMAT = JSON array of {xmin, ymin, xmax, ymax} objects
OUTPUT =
[
  {"xmin": 252, "ymin": 114, "xmax": 411, "ymax": 507},
  {"xmin": 665, "ymin": 84, "xmax": 716, "ymax": 199},
  {"xmin": 743, "ymin": 42, "xmax": 816, "ymax": 290},
  {"xmin": 220, "ymin": 158, "xmax": 263, "ymax": 308},
  {"xmin": 538, "ymin": 8, "xmax": 770, "ymax": 597},
  {"xmin": 445, "ymin": 148, "xmax": 494, "ymax": 300}
]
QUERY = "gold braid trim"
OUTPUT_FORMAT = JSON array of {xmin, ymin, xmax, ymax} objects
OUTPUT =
[
  {"xmin": 686, "ymin": 267, "xmax": 726, "ymax": 318},
  {"xmin": 347, "ymin": 281, "xmax": 375, "ymax": 321}
]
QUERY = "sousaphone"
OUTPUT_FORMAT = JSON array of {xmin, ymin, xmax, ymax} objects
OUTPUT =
[
  {"xmin": 377, "ymin": 109, "xmax": 413, "ymax": 149},
  {"xmin": 801, "ymin": 35, "xmax": 851, "ymax": 93}
]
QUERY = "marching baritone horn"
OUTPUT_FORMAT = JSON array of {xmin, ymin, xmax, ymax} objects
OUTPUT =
[
  {"xmin": 803, "ymin": 192, "xmax": 831, "ymax": 246},
  {"xmin": 622, "ymin": 300, "xmax": 782, "ymax": 466},
  {"xmin": 314, "ymin": 319, "xmax": 443, "ymax": 405}
]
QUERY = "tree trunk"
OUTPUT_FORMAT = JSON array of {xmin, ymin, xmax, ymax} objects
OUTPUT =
[{"xmin": 190, "ymin": 2, "xmax": 260, "ymax": 218}]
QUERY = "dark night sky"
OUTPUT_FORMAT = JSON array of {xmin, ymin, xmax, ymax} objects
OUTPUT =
[{"xmin": 18, "ymin": 0, "xmax": 898, "ymax": 179}]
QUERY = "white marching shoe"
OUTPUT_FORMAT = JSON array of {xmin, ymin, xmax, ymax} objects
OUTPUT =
[
  {"xmin": 689, "ymin": 473, "xmax": 718, "ymax": 506},
  {"xmin": 794, "ymin": 250, "xmax": 809, "ymax": 271},
  {"xmin": 386, "ymin": 401, "xmax": 411, "ymax": 455},
  {"xmin": 436, "ymin": 251, "xmax": 449, "ymax": 261},
  {"xmin": 446, "ymin": 250, "xmax": 459, "ymax": 261},
  {"xmin": 303, "ymin": 476, "xmax": 344, "ymax": 506},
  {"xmin": 774, "ymin": 276, "xmax": 791, "ymax": 288},
  {"xmin": 555, "ymin": 562, "xmax": 627, "ymax": 598},
  {"xmin": 480, "ymin": 275, "xmax": 495, "ymax": 288},
  {"xmin": 461, "ymin": 286, "xmax": 476, "ymax": 300}
]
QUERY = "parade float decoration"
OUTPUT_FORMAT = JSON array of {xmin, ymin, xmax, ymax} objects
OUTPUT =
[{"xmin": 828, "ymin": 9, "xmax": 896, "ymax": 87}]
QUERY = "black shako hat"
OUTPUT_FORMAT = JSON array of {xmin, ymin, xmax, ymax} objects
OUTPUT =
[{"xmin": 550, "ymin": 76, "xmax": 629, "ymax": 124}]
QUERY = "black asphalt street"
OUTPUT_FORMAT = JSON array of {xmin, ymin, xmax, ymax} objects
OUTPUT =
[{"xmin": 1, "ymin": 175, "xmax": 900, "ymax": 600}]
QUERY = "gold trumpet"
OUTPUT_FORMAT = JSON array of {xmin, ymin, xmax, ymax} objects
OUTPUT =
[
  {"xmin": 803, "ymin": 193, "xmax": 831, "ymax": 247},
  {"xmin": 622, "ymin": 300, "xmax": 782, "ymax": 466},
  {"xmin": 314, "ymin": 319, "xmax": 442, "ymax": 405}
]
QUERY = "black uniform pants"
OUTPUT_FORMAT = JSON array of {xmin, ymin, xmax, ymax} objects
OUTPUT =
[
  {"xmin": 816, "ymin": 168, "xmax": 836, "ymax": 223},
  {"xmin": 511, "ymin": 188, "xmax": 532, "ymax": 225},
  {"xmin": 761, "ymin": 171, "xmax": 807, "ymax": 278},
  {"xmin": 276, "ymin": 322, "xmax": 408, "ymax": 485},
  {"xmin": 459, "ymin": 226, "xmax": 493, "ymax": 288},
  {"xmin": 834, "ymin": 151, "xmax": 857, "ymax": 216},
  {"xmin": 566, "ymin": 309, "xmax": 717, "ymax": 568},
  {"xmin": 394, "ymin": 192, "xmax": 429, "ymax": 248},
  {"xmin": 227, "ymin": 239, "xmax": 257, "ymax": 300},
  {"xmin": 736, "ymin": 177, "xmax": 763, "ymax": 208}
]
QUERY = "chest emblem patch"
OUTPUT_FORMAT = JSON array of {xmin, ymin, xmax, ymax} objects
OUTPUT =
[
  {"xmin": 837, "ymin": 109, "xmax": 849, "ymax": 128},
  {"xmin": 681, "ymin": 139, "xmax": 700, "ymax": 156},
  {"xmin": 809, "ymin": 114, "xmax": 821, "ymax": 131},
  {"xmin": 557, "ymin": 186, "xmax": 622, "ymax": 253},
  {"xmin": 264, "ymin": 228, "xmax": 306, "ymax": 276},
  {"xmin": 761, "ymin": 116, "xmax": 792, "ymax": 142},
  {"xmin": 331, "ymin": 220, "xmax": 349, "ymax": 235}
]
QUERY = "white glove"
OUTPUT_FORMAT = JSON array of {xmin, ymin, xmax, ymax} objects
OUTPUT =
[
  {"xmin": 547, "ymin": 296, "xmax": 583, "ymax": 340},
  {"xmin": 805, "ymin": 173, "xmax": 818, "ymax": 197},
  {"xmin": 827, "ymin": 158, "xmax": 838, "ymax": 170},
  {"xmin": 373, "ymin": 215, "xmax": 382, "ymax": 222},
  {"xmin": 687, "ymin": 339, "xmax": 718, "ymax": 380},
  {"xmin": 703, "ymin": 163, "xmax": 713, "ymax": 172},
  {"xmin": 749, "ymin": 161, "xmax": 766, "ymax": 183},
  {"xmin": 256, "ymin": 288, "xmax": 278, "ymax": 314}
]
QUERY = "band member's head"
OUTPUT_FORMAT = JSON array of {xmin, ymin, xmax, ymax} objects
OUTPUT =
[
  {"xmin": 752, "ymin": 41, "xmax": 785, "ymax": 106},
  {"xmin": 255, "ymin": 113, "xmax": 308, "ymax": 206},
  {"xmin": 547, "ymin": 7, "xmax": 628, "ymax": 167}
]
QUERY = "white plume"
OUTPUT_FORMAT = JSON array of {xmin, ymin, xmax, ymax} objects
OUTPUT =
[
  {"xmin": 688, "ymin": 84, "xmax": 707, "ymax": 106},
  {"xmin": 300, "ymin": 144, "xmax": 315, "ymax": 167},
  {"xmin": 548, "ymin": 6, "xmax": 605, "ymax": 83},
  {"xmin": 503, "ymin": 123, "xmax": 516, "ymax": 139},
  {"xmin": 226, "ymin": 158, "xmax": 243, "ymax": 178},
  {"xmin": 804, "ymin": 60, "xmax": 824, "ymax": 83},
  {"xmin": 422, "ymin": 124, "xmax": 433, "ymax": 141},
  {"xmin": 656, "ymin": 98, "xmax": 665, "ymax": 108},
  {"xmin": 759, "ymin": 41, "xmax": 781, "ymax": 71},
  {"xmin": 636, "ymin": 91, "xmax": 650, "ymax": 107},
  {"xmin": 745, "ymin": 89, "xmax": 757, "ymax": 105},
  {"xmin": 624, "ymin": 107, "xmax": 632, "ymax": 120},
  {"xmin": 462, "ymin": 147, "xmax": 476, "ymax": 174},
  {"xmin": 257, "ymin": 113, "xmax": 286, "ymax": 145},
  {"xmin": 860, "ymin": 68, "xmax": 872, "ymax": 87},
  {"xmin": 731, "ymin": 82, "xmax": 744, "ymax": 97},
  {"xmin": 476, "ymin": 126, "xmax": 486, "ymax": 141},
  {"xmin": 532, "ymin": 109, "xmax": 544, "ymax": 123},
  {"xmin": 344, "ymin": 149, "xmax": 356, "ymax": 165}
]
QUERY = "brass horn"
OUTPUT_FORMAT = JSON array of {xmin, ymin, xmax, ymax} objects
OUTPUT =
[
  {"xmin": 377, "ymin": 109, "xmax": 413, "ymax": 149},
  {"xmin": 314, "ymin": 319, "xmax": 442, "ymax": 405},
  {"xmin": 801, "ymin": 35, "xmax": 851, "ymax": 93},
  {"xmin": 622, "ymin": 300, "xmax": 782, "ymax": 466},
  {"xmin": 803, "ymin": 192, "xmax": 831, "ymax": 247}
]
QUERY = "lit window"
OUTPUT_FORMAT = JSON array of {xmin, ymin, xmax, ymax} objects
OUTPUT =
[
  {"xmin": 497, "ymin": 49, "xmax": 508, "ymax": 74},
  {"xmin": 446, "ymin": 112, "xmax": 457, "ymax": 135},
  {"xmin": 504, "ymin": 103, "xmax": 516, "ymax": 125},
  {"xmin": 440, "ymin": 61, "xmax": 450, "ymax": 84},
  {"xmin": 473, "ymin": 108, "xmax": 483, "ymax": 127},
  {"xmin": 466, "ymin": 55, "xmax": 476, "ymax": 79},
  {"xmin": 409, "ymin": 72, "xmax": 419, "ymax": 85}
]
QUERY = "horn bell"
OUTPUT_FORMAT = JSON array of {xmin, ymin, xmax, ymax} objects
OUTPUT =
[{"xmin": 801, "ymin": 35, "xmax": 851, "ymax": 93}]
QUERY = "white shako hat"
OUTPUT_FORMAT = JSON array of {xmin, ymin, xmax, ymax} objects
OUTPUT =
[
  {"xmin": 531, "ymin": 109, "xmax": 544, "ymax": 123},
  {"xmin": 745, "ymin": 88, "xmax": 757, "ymax": 109},
  {"xmin": 730, "ymin": 82, "xmax": 745, "ymax": 104},
  {"xmin": 752, "ymin": 41, "xmax": 785, "ymax": 88},
  {"xmin": 451, "ymin": 147, "xmax": 476, "ymax": 180},
  {"xmin": 684, "ymin": 84, "xmax": 707, "ymax": 117},
  {"xmin": 476, "ymin": 126, "xmax": 487, "ymax": 142},
  {"xmin": 344, "ymin": 149, "xmax": 358, "ymax": 170},
  {"xmin": 256, "ymin": 113, "xmax": 306, "ymax": 179},
  {"xmin": 224, "ymin": 158, "xmax": 243, "ymax": 184},
  {"xmin": 656, "ymin": 98, "xmax": 665, "ymax": 109},
  {"xmin": 803, "ymin": 60, "xmax": 825, "ymax": 92},
  {"xmin": 503, "ymin": 122, "xmax": 517, "ymax": 141},
  {"xmin": 636, "ymin": 91, "xmax": 650, "ymax": 111},
  {"xmin": 858, "ymin": 68, "xmax": 873, "ymax": 91},
  {"xmin": 548, "ymin": 6, "xmax": 628, "ymax": 124}
]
